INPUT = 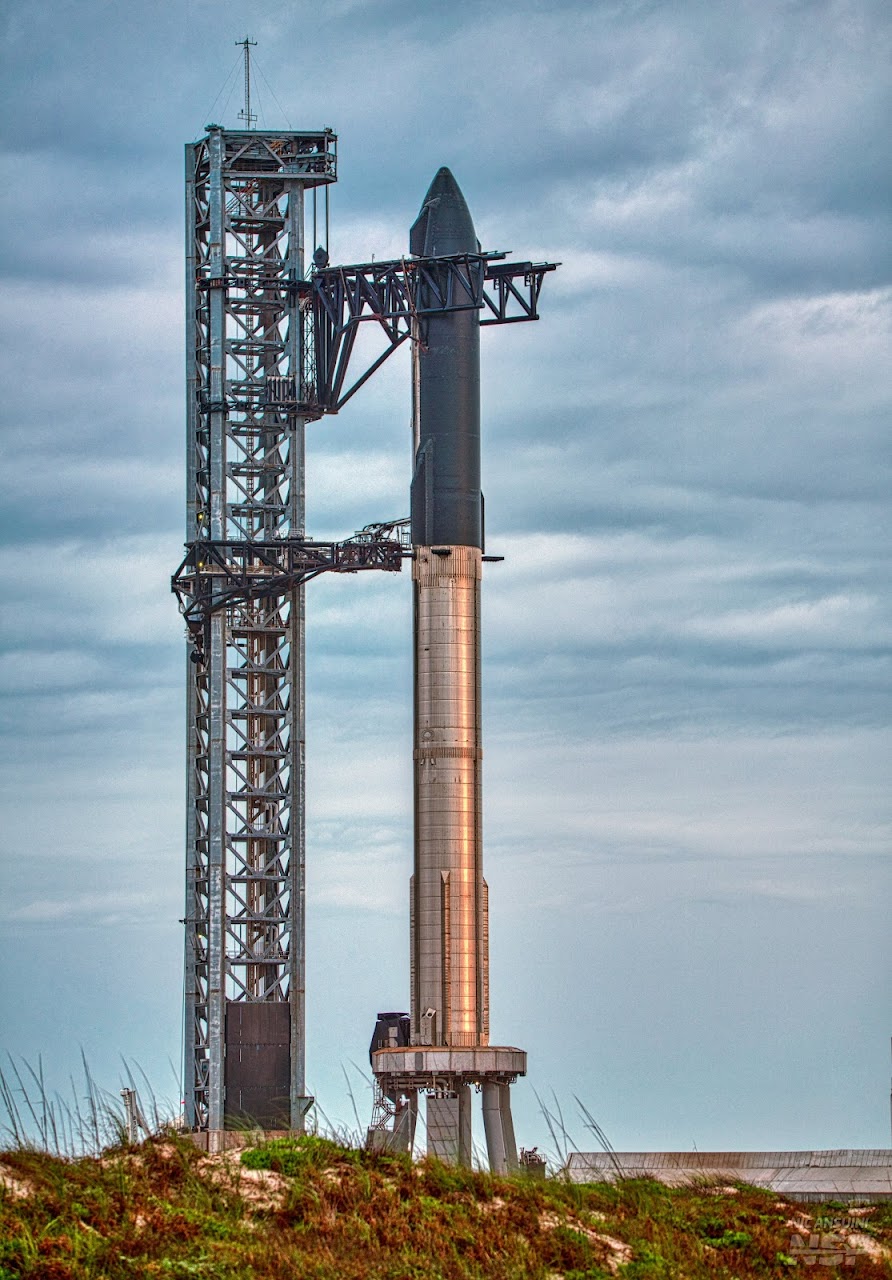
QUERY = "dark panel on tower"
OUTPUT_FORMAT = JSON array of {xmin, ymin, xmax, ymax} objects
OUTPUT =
[{"xmin": 223, "ymin": 1002, "xmax": 291, "ymax": 1129}]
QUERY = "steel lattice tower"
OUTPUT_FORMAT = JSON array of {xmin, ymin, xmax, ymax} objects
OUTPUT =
[{"xmin": 183, "ymin": 126, "xmax": 336, "ymax": 1137}]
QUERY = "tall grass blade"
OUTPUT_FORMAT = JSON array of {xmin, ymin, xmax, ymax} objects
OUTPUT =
[{"xmin": 574, "ymin": 1095, "xmax": 625, "ymax": 1178}]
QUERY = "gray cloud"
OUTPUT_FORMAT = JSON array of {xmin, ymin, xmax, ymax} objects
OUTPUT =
[{"xmin": 0, "ymin": 0, "xmax": 889, "ymax": 1152}]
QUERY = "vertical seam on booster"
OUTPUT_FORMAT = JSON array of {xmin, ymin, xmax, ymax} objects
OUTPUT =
[
  {"xmin": 409, "ymin": 873, "xmax": 416, "ymax": 1030},
  {"xmin": 441, "ymin": 870, "xmax": 451, "ymax": 1044}
]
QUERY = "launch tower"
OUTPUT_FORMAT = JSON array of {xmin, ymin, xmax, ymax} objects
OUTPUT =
[
  {"xmin": 181, "ymin": 124, "xmax": 335, "ymax": 1139},
  {"xmin": 176, "ymin": 89, "xmax": 554, "ymax": 1158}
]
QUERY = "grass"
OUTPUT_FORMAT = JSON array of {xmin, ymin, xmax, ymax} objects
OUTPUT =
[
  {"xmin": 1, "ymin": 1064, "xmax": 889, "ymax": 1278},
  {"xmin": 2, "ymin": 1131, "xmax": 891, "ymax": 1278},
  {"xmin": 0, "ymin": 1055, "xmax": 169, "ymax": 1160}
]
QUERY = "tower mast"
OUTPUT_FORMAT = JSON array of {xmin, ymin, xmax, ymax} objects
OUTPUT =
[{"xmin": 236, "ymin": 37, "xmax": 257, "ymax": 129}]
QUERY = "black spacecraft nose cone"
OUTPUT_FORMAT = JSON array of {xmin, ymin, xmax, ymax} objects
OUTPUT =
[
  {"xmin": 408, "ymin": 166, "xmax": 482, "ymax": 550},
  {"xmin": 410, "ymin": 166, "xmax": 479, "ymax": 257}
]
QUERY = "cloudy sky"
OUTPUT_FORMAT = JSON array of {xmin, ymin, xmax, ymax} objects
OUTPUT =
[{"xmin": 1, "ymin": 0, "xmax": 889, "ymax": 1156}]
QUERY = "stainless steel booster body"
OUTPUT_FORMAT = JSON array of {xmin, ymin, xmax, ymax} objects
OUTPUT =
[{"xmin": 408, "ymin": 169, "xmax": 489, "ymax": 1050}]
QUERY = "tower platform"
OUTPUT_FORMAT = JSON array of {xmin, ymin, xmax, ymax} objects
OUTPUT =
[
  {"xmin": 371, "ymin": 1045, "xmax": 525, "ymax": 1091},
  {"xmin": 370, "ymin": 1046, "xmax": 525, "ymax": 1172}
]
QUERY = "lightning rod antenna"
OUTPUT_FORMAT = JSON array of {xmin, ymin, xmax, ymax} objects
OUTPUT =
[{"xmin": 237, "ymin": 36, "xmax": 257, "ymax": 129}]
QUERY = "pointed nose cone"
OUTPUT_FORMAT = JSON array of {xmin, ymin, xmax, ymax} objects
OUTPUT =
[{"xmin": 410, "ymin": 166, "xmax": 479, "ymax": 257}]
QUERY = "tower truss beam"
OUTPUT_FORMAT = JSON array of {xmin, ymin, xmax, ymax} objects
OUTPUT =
[
  {"xmin": 306, "ymin": 253, "xmax": 558, "ymax": 413},
  {"xmin": 172, "ymin": 527, "xmax": 406, "ymax": 631}
]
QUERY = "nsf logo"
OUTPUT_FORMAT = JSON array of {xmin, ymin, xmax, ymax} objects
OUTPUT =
[{"xmin": 788, "ymin": 1218, "xmax": 860, "ymax": 1268}]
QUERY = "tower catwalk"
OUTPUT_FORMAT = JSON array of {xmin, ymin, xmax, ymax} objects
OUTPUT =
[{"xmin": 182, "ymin": 126, "xmax": 335, "ymax": 1141}]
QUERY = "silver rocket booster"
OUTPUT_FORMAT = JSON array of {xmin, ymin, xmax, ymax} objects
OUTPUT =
[
  {"xmin": 369, "ymin": 166, "xmax": 539, "ymax": 1171},
  {"xmin": 409, "ymin": 169, "xmax": 488, "ymax": 1050}
]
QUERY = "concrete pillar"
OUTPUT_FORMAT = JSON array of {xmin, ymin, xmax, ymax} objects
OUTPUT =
[
  {"xmin": 426, "ymin": 1086, "xmax": 472, "ymax": 1166},
  {"xmin": 499, "ymin": 1082, "xmax": 518, "ymax": 1173},
  {"xmin": 482, "ymin": 1081, "xmax": 518, "ymax": 1174}
]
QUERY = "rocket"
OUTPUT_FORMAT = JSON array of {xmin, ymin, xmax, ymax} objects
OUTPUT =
[
  {"xmin": 370, "ymin": 168, "xmax": 529, "ymax": 1174},
  {"xmin": 408, "ymin": 168, "xmax": 489, "ymax": 1052}
]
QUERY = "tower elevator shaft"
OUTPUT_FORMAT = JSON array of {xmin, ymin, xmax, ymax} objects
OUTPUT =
[{"xmin": 183, "ymin": 125, "xmax": 335, "ymax": 1142}]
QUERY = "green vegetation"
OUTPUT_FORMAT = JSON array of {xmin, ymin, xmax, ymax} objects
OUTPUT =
[{"xmin": 1, "ymin": 1133, "xmax": 890, "ymax": 1278}]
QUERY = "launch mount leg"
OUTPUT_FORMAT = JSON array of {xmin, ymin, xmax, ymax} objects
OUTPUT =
[
  {"xmin": 426, "ymin": 1086, "xmax": 473, "ymax": 1167},
  {"xmin": 482, "ymin": 1081, "xmax": 518, "ymax": 1174}
]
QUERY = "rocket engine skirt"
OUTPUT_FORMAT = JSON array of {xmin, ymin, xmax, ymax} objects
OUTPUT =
[{"xmin": 411, "ymin": 545, "xmax": 489, "ymax": 1048}]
